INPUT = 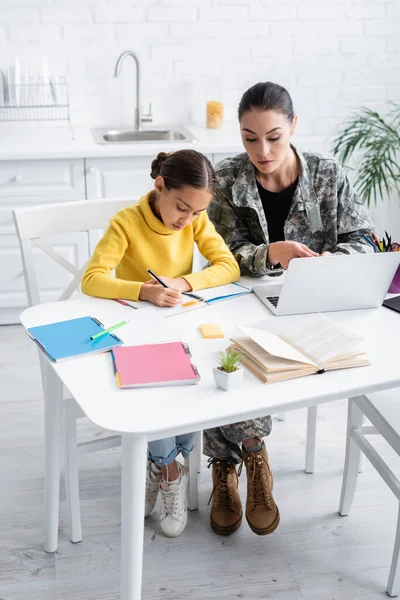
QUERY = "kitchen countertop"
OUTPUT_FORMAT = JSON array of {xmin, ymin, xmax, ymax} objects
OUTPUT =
[{"xmin": 0, "ymin": 122, "xmax": 245, "ymax": 161}]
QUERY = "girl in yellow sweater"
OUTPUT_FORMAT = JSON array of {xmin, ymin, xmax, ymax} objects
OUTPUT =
[
  {"xmin": 82, "ymin": 149, "xmax": 239, "ymax": 538},
  {"xmin": 82, "ymin": 149, "xmax": 239, "ymax": 306}
]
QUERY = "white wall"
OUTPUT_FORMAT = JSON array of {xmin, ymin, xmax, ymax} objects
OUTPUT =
[
  {"xmin": 0, "ymin": 0, "xmax": 398, "ymax": 149},
  {"xmin": 0, "ymin": 0, "xmax": 399, "ymax": 234}
]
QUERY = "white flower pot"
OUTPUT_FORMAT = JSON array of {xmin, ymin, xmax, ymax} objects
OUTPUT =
[{"xmin": 213, "ymin": 366, "xmax": 243, "ymax": 391}]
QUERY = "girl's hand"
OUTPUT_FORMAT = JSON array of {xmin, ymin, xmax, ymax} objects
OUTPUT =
[
  {"xmin": 267, "ymin": 241, "xmax": 319, "ymax": 269},
  {"xmin": 139, "ymin": 283, "xmax": 183, "ymax": 307},
  {"xmin": 144, "ymin": 276, "xmax": 192, "ymax": 293},
  {"xmin": 320, "ymin": 251, "xmax": 332, "ymax": 257}
]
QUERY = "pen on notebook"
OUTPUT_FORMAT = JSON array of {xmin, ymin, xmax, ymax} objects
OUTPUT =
[
  {"xmin": 90, "ymin": 320, "xmax": 128, "ymax": 340},
  {"xmin": 147, "ymin": 268, "xmax": 205, "ymax": 302}
]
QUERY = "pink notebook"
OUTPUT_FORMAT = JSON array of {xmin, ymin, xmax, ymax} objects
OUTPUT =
[{"xmin": 111, "ymin": 342, "xmax": 200, "ymax": 388}]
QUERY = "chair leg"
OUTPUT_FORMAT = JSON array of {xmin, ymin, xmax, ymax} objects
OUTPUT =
[
  {"xmin": 339, "ymin": 397, "xmax": 364, "ymax": 516},
  {"xmin": 196, "ymin": 431, "xmax": 202, "ymax": 474},
  {"xmin": 305, "ymin": 405, "xmax": 317, "ymax": 474},
  {"xmin": 387, "ymin": 503, "xmax": 400, "ymax": 597},
  {"xmin": 63, "ymin": 405, "xmax": 82, "ymax": 543},
  {"xmin": 185, "ymin": 432, "xmax": 200, "ymax": 511}
]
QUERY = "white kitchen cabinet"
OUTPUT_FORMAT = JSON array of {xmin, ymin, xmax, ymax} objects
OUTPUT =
[
  {"xmin": 0, "ymin": 158, "xmax": 87, "ymax": 324},
  {"xmin": 0, "ymin": 159, "xmax": 86, "ymax": 235},
  {"xmin": 85, "ymin": 157, "xmax": 153, "ymax": 200}
]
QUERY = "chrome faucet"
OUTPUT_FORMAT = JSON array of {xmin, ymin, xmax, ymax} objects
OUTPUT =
[{"xmin": 114, "ymin": 50, "xmax": 152, "ymax": 131}]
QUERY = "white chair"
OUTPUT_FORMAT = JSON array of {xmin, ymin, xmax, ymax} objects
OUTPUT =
[
  {"xmin": 13, "ymin": 198, "xmax": 201, "ymax": 547},
  {"xmin": 339, "ymin": 392, "xmax": 400, "ymax": 596}
]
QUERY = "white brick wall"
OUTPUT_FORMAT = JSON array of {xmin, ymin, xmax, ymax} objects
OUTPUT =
[{"xmin": 0, "ymin": 0, "xmax": 398, "ymax": 152}]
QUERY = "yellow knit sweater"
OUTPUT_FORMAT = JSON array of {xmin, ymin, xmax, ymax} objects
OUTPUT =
[{"xmin": 81, "ymin": 193, "xmax": 240, "ymax": 301}]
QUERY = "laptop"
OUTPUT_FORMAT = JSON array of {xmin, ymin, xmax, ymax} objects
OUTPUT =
[{"xmin": 253, "ymin": 253, "xmax": 400, "ymax": 316}]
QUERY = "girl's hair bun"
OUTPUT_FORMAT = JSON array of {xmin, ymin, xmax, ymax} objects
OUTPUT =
[{"xmin": 150, "ymin": 152, "xmax": 171, "ymax": 179}]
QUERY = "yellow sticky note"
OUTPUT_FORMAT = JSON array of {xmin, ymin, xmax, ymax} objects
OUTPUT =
[{"xmin": 199, "ymin": 324, "xmax": 224, "ymax": 339}]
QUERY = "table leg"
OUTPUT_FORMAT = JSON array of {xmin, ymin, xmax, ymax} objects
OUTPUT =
[
  {"xmin": 43, "ymin": 363, "xmax": 63, "ymax": 553},
  {"xmin": 305, "ymin": 405, "xmax": 317, "ymax": 474},
  {"xmin": 121, "ymin": 435, "xmax": 147, "ymax": 600}
]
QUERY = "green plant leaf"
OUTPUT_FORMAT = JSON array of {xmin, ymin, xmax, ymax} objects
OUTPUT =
[
  {"xmin": 332, "ymin": 104, "xmax": 400, "ymax": 206},
  {"xmin": 217, "ymin": 347, "xmax": 241, "ymax": 373}
]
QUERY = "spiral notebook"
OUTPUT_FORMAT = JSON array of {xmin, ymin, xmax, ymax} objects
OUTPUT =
[
  {"xmin": 111, "ymin": 341, "xmax": 200, "ymax": 388},
  {"xmin": 26, "ymin": 316, "xmax": 123, "ymax": 362}
]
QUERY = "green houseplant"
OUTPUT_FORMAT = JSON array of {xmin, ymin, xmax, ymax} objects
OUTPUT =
[
  {"xmin": 332, "ymin": 105, "xmax": 400, "ymax": 207},
  {"xmin": 213, "ymin": 348, "xmax": 243, "ymax": 391}
]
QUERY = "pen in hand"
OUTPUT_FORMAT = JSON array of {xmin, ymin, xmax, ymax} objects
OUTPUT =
[
  {"xmin": 91, "ymin": 320, "xmax": 128, "ymax": 340},
  {"xmin": 146, "ymin": 268, "xmax": 204, "ymax": 302},
  {"xmin": 146, "ymin": 268, "xmax": 169, "ymax": 288}
]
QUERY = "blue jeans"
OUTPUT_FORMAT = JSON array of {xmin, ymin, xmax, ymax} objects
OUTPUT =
[{"xmin": 148, "ymin": 432, "xmax": 196, "ymax": 466}]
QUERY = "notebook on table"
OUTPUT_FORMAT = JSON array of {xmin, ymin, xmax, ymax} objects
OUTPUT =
[
  {"xmin": 154, "ymin": 282, "xmax": 252, "ymax": 318},
  {"xmin": 111, "ymin": 341, "xmax": 200, "ymax": 388},
  {"xmin": 26, "ymin": 316, "xmax": 123, "ymax": 362},
  {"xmin": 230, "ymin": 315, "xmax": 370, "ymax": 384}
]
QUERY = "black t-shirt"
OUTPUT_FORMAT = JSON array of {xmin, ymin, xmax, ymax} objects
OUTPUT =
[{"xmin": 256, "ymin": 178, "xmax": 298, "ymax": 243}]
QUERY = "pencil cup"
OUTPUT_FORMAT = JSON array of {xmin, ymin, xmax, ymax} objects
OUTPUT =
[{"xmin": 389, "ymin": 264, "xmax": 400, "ymax": 294}]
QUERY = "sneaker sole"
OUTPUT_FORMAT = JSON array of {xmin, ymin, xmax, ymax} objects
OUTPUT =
[
  {"xmin": 246, "ymin": 508, "xmax": 280, "ymax": 536},
  {"xmin": 210, "ymin": 512, "xmax": 243, "ymax": 536}
]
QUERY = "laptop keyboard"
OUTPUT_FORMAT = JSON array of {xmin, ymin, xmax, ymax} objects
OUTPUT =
[{"xmin": 267, "ymin": 296, "xmax": 280, "ymax": 307}]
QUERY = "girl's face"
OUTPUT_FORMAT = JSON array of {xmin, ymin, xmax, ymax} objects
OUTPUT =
[
  {"xmin": 240, "ymin": 108, "xmax": 297, "ymax": 174},
  {"xmin": 154, "ymin": 178, "xmax": 212, "ymax": 231}
]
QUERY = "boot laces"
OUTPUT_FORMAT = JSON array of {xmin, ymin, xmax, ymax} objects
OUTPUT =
[
  {"xmin": 207, "ymin": 459, "xmax": 237, "ymax": 508},
  {"xmin": 245, "ymin": 452, "xmax": 272, "ymax": 509}
]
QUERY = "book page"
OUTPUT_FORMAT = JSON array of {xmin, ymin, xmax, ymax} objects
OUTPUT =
[
  {"xmin": 280, "ymin": 315, "xmax": 365, "ymax": 366},
  {"xmin": 237, "ymin": 326, "xmax": 317, "ymax": 366}
]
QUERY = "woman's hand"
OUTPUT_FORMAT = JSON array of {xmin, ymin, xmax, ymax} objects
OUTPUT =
[
  {"xmin": 144, "ymin": 276, "xmax": 192, "ymax": 293},
  {"xmin": 139, "ymin": 283, "xmax": 183, "ymax": 307},
  {"xmin": 267, "ymin": 241, "xmax": 319, "ymax": 269}
]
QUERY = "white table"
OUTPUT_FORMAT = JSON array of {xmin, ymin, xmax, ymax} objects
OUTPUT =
[{"xmin": 20, "ymin": 293, "xmax": 400, "ymax": 600}]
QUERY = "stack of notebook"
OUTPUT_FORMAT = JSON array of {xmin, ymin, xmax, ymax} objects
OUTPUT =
[
  {"xmin": 111, "ymin": 341, "xmax": 200, "ymax": 388},
  {"xmin": 230, "ymin": 315, "xmax": 370, "ymax": 384}
]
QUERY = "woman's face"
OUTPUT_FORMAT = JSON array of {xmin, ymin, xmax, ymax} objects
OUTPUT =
[
  {"xmin": 240, "ymin": 108, "xmax": 297, "ymax": 174},
  {"xmin": 154, "ymin": 178, "xmax": 212, "ymax": 231}
]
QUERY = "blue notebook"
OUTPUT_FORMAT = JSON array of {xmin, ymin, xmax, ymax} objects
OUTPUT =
[{"xmin": 26, "ymin": 316, "xmax": 123, "ymax": 362}]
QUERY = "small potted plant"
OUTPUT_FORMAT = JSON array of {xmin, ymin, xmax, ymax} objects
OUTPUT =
[{"xmin": 213, "ymin": 347, "xmax": 243, "ymax": 391}]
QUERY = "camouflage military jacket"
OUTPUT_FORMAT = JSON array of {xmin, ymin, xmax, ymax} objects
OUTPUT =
[{"xmin": 208, "ymin": 148, "xmax": 375, "ymax": 276}]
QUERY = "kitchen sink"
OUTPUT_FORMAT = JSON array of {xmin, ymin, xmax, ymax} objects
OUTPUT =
[{"xmin": 92, "ymin": 126, "xmax": 197, "ymax": 145}]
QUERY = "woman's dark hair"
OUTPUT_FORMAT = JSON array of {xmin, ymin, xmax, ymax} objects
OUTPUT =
[
  {"xmin": 238, "ymin": 81, "xmax": 295, "ymax": 122},
  {"xmin": 150, "ymin": 149, "xmax": 216, "ymax": 193}
]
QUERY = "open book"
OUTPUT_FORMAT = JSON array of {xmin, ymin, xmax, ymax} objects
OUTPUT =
[{"xmin": 230, "ymin": 315, "xmax": 370, "ymax": 384}]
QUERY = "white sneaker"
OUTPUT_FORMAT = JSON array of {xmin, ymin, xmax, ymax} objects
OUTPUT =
[
  {"xmin": 159, "ymin": 463, "xmax": 188, "ymax": 538},
  {"xmin": 145, "ymin": 460, "xmax": 161, "ymax": 518}
]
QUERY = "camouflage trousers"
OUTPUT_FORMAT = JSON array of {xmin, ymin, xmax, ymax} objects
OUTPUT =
[{"xmin": 203, "ymin": 416, "xmax": 272, "ymax": 465}]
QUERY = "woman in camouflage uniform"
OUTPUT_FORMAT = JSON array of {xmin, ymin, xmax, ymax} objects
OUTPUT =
[{"xmin": 205, "ymin": 81, "xmax": 375, "ymax": 538}]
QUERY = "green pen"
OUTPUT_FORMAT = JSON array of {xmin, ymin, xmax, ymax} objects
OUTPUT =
[{"xmin": 90, "ymin": 320, "xmax": 128, "ymax": 340}]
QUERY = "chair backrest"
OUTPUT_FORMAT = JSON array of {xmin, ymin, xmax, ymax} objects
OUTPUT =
[{"xmin": 13, "ymin": 197, "xmax": 136, "ymax": 306}]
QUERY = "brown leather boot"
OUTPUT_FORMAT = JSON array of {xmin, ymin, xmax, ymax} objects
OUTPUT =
[
  {"xmin": 209, "ymin": 461, "xmax": 242, "ymax": 535},
  {"xmin": 242, "ymin": 442, "xmax": 280, "ymax": 535}
]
